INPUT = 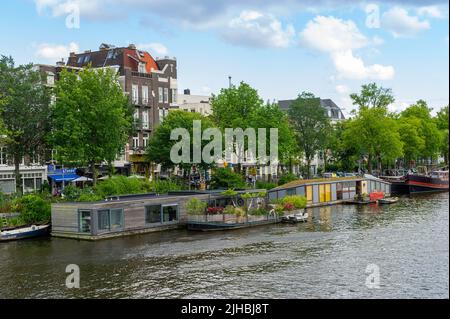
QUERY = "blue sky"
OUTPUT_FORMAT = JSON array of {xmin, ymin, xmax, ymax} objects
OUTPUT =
[{"xmin": 1, "ymin": 0, "xmax": 448, "ymax": 116}]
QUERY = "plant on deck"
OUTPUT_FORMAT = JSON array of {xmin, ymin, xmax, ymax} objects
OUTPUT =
[{"xmin": 186, "ymin": 198, "xmax": 207, "ymax": 215}]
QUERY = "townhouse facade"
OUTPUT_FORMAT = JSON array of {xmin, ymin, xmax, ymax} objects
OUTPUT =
[{"xmin": 37, "ymin": 43, "xmax": 179, "ymax": 177}]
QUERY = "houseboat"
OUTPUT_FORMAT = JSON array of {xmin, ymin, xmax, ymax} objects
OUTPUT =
[
  {"xmin": 268, "ymin": 175, "xmax": 391, "ymax": 207},
  {"xmin": 50, "ymin": 190, "xmax": 267, "ymax": 240}
]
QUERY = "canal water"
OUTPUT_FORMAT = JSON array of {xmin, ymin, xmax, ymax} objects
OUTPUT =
[{"xmin": 0, "ymin": 193, "xmax": 448, "ymax": 299}]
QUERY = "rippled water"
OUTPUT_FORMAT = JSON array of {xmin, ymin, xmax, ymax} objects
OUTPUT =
[{"xmin": 0, "ymin": 192, "xmax": 448, "ymax": 299}]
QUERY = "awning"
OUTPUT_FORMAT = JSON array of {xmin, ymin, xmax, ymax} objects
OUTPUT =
[
  {"xmin": 48, "ymin": 174, "xmax": 79, "ymax": 182},
  {"xmin": 71, "ymin": 176, "xmax": 93, "ymax": 183}
]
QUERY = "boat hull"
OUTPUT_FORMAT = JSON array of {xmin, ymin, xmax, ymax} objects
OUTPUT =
[
  {"xmin": 406, "ymin": 174, "xmax": 449, "ymax": 194},
  {"xmin": 0, "ymin": 225, "xmax": 50, "ymax": 242}
]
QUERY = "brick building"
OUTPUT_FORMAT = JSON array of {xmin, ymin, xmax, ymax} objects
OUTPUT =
[{"xmin": 39, "ymin": 43, "xmax": 179, "ymax": 176}]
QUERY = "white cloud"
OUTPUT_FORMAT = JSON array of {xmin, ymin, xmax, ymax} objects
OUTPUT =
[
  {"xmin": 300, "ymin": 16, "xmax": 394, "ymax": 80},
  {"xmin": 335, "ymin": 84, "xmax": 349, "ymax": 94},
  {"xmin": 35, "ymin": 42, "xmax": 79, "ymax": 61},
  {"xmin": 331, "ymin": 50, "xmax": 395, "ymax": 80},
  {"xmin": 300, "ymin": 16, "xmax": 368, "ymax": 52},
  {"xmin": 417, "ymin": 6, "xmax": 444, "ymax": 19},
  {"xmin": 382, "ymin": 7, "xmax": 430, "ymax": 38},
  {"xmin": 222, "ymin": 10, "xmax": 295, "ymax": 48},
  {"xmin": 137, "ymin": 43, "xmax": 168, "ymax": 55}
]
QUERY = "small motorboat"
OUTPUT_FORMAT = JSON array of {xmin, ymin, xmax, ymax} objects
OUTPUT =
[
  {"xmin": 0, "ymin": 224, "xmax": 50, "ymax": 242},
  {"xmin": 282, "ymin": 211, "xmax": 309, "ymax": 223},
  {"xmin": 377, "ymin": 197, "xmax": 399, "ymax": 205}
]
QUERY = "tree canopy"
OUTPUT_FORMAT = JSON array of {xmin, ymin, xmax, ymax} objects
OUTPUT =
[
  {"xmin": 0, "ymin": 56, "xmax": 51, "ymax": 193},
  {"xmin": 288, "ymin": 92, "xmax": 330, "ymax": 178},
  {"xmin": 350, "ymin": 82, "xmax": 395, "ymax": 110},
  {"xmin": 51, "ymin": 66, "xmax": 133, "ymax": 185}
]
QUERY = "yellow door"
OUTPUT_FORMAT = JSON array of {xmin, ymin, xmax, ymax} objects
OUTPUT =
[
  {"xmin": 325, "ymin": 184, "xmax": 331, "ymax": 202},
  {"xmin": 319, "ymin": 184, "xmax": 325, "ymax": 202},
  {"xmin": 306, "ymin": 185, "xmax": 313, "ymax": 202}
]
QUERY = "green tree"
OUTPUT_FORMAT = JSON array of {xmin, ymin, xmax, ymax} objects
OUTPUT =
[
  {"xmin": 350, "ymin": 82, "xmax": 395, "ymax": 110},
  {"xmin": 342, "ymin": 107, "xmax": 403, "ymax": 173},
  {"xmin": 146, "ymin": 110, "xmax": 216, "ymax": 173},
  {"xmin": 51, "ymin": 67, "xmax": 133, "ymax": 186},
  {"xmin": 0, "ymin": 56, "xmax": 51, "ymax": 194},
  {"xmin": 435, "ymin": 105, "xmax": 449, "ymax": 165},
  {"xmin": 325, "ymin": 121, "xmax": 359, "ymax": 172},
  {"xmin": 398, "ymin": 117, "xmax": 425, "ymax": 167},
  {"xmin": 210, "ymin": 167, "xmax": 246, "ymax": 189},
  {"xmin": 400, "ymin": 100, "xmax": 441, "ymax": 163},
  {"xmin": 288, "ymin": 92, "xmax": 331, "ymax": 178},
  {"xmin": 212, "ymin": 82, "xmax": 298, "ymax": 175}
]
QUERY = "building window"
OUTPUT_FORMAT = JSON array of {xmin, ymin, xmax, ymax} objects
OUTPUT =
[
  {"xmin": 98, "ymin": 210, "xmax": 110, "ymax": 231},
  {"xmin": 164, "ymin": 88, "xmax": 169, "ymax": 103},
  {"xmin": 159, "ymin": 109, "xmax": 164, "ymax": 122},
  {"xmin": 143, "ymin": 133, "xmax": 149, "ymax": 148},
  {"xmin": 171, "ymin": 89, "xmax": 177, "ymax": 103},
  {"xmin": 78, "ymin": 210, "xmax": 91, "ymax": 233},
  {"xmin": 77, "ymin": 56, "xmax": 84, "ymax": 64},
  {"xmin": 47, "ymin": 72, "xmax": 55, "ymax": 86},
  {"xmin": 162, "ymin": 205, "xmax": 178, "ymax": 222},
  {"xmin": 142, "ymin": 110, "xmax": 149, "ymax": 129},
  {"xmin": 138, "ymin": 63, "xmax": 146, "ymax": 73},
  {"xmin": 0, "ymin": 147, "xmax": 7, "ymax": 165},
  {"xmin": 142, "ymin": 86, "xmax": 149, "ymax": 104},
  {"xmin": 84, "ymin": 55, "xmax": 90, "ymax": 63},
  {"xmin": 132, "ymin": 135, "xmax": 139, "ymax": 149},
  {"xmin": 158, "ymin": 87, "xmax": 163, "ymax": 103},
  {"xmin": 145, "ymin": 205, "xmax": 161, "ymax": 224},
  {"xmin": 132, "ymin": 84, "xmax": 139, "ymax": 104}
]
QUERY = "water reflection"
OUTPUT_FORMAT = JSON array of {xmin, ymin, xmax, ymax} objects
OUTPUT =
[{"xmin": 0, "ymin": 192, "xmax": 448, "ymax": 299}]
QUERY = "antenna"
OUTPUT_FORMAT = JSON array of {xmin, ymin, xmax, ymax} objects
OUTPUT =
[{"xmin": 228, "ymin": 75, "xmax": 232, "ymax": 88}]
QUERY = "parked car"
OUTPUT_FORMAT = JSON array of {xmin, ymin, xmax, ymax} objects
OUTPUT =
[
  {"xmin": 323, "ymin": 172, "xmax": 337, "ymax": 178},
  {"xmin": 344, "ymin": 172, "xmax": 357, "ymax": 177}
]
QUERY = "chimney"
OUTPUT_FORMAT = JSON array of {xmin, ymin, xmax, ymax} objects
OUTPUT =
[
  {"xmin": 128, "ymin": 44, "xmax": 136, "ymax": 50},
  {"xmin": 184, "ymin": 89, "xmax": 191, "ymax": 95},
  {"xmin": 70, "ymin": 52, "xmax": 76, "ymax": 57},
  {"xmin": 56, "ymin": 58, "xmax": 65, "ymax": 66}
]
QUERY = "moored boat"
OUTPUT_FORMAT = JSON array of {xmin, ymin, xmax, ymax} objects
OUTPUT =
[
  {"xmin": 378, "ymin": 197, "xmax": 399, "ymax": 205},
  {"xmin": 281, "ymin": 211, "xmax": 309, "ymax": 223},
  {"xmin": 0, "ymin": 224, "xmax": 50, "ymax": 242},
  {"xmin": 406, "ymin": 170, "xmax": 449, "ymax": 194}
]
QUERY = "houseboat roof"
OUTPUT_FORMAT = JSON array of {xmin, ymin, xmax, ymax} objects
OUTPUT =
[{"xmin": 272, "ymin": 176, "xmax": 363, "ymax": 191}]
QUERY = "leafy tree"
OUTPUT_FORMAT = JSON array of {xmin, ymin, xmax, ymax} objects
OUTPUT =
[
  {"xmin": 400, "ymin": 100, "xmax": 441, "ymax": 162},
  {"xmin": 0, "ymin": 56, "xmax": 52, "ymax": 194},
  {"xmin": 288, "ymin": 92, "xmax": 331, "ymax": 178},
  {"xmin": 325, "ymin": 121, "xmax": 358, "ymax": 172},
  {"xmin": 350, "ymin": 82, "xmax": 395, "ymax": 110},
  {"xmin": 212, "ymin": 82, "xmax": 298, "ymax": 175},
  {"xmin": 146, "ymin": 110, "xmax": 217, "ymax": 173},
  {"xmin": 435, "ymin": 105, "xmax": 449, "ymax": 165},
  {"xmin": 51, "ymin": 67, "xmax": 133, "ymax": 186},
  {"xmin": 342, "ymin": 107, "xmax": 403, "ymax": 173},
  {"xmin": 210, "ymin": 167, "xmax": 246, "ymax": 189},
  {"xmin": 397, "ymin": 117, "xmax": 425, "ymax": 167}
]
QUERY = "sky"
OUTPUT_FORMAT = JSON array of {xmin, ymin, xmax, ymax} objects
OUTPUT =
[{"xmin": 0, "ymin": 0, "xmax": 448, "ymax": 117}]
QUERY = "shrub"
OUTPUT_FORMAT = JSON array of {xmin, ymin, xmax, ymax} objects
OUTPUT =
[
  {"xmin": 280, "ymin": 195, "xmax": 307, "ymax": 209},
  {"xmin": 249, "ymin": 208, "xmax": 268, "ymax": 216},
  {"xmin": 278, "ymin": 173, "xmax": 299, "ymax": 186},
  {"xmin": 221, "ymin": 189, "xmax": 238, "ymax": 197},
  {"xmin": 77, "ymin": 193, "xmax": 103, "ymax": 202},
  {"xmin": 210, "ymin": 168, "xmax": 246, "ymax": 189},
  {"xmin": 61, "ymin": 185, "xmax": 81, "ymax": 201},
  {"xmin": 15, "ymin": 194, "xmax": 51, "ymax": 224},
  {"xmin": 255, "ymin": 181, "xmax": 277, "ymax": 190},
  {"xmin": 186, "ymin": 198, "xmax": 207, "ymax": 215}
]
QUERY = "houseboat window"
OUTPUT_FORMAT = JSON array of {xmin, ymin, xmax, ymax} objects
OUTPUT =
[
  {"xmin": 306, "ymin": 185, "xmax": 313, "ymax": 202},
  {"xmin": 145, "ymin": 205, "xmax": 161, "ymax": 224},
  {"xmin": 163, "ymin": 205, "xmax": 178, "ymax": 222},
  {"xmin": 98, "ymin": 210, "xmax": 110, "ymax": 231},
  {"xmin": 336, "ymin": 183, "xmax": 343, "ymax": 200},
  {"xmin": 79, "ymin": 210, "xmax": 91, "ymax": 233},
  {"xmin": 286, "ymin": 188, "xmax": 296, "ymax": 196},
  {"xmin": 110, "ymin": 209, "xmax": 124, "ymax": 230}
]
